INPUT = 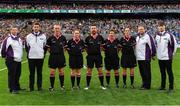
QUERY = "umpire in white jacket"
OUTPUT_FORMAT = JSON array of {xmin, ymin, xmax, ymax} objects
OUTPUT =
[
  {"xmin": 135, "ymin": 25, "xmax": 156, "ymax": 90},
  {"xmin": 25, "ymin": 22, "xmax": 46, "ymax": 91},
  {"xmin": 155, "ymin": 21, "xmax": 177, "ymax": 93},
  {"xmin": 1, "ymin": 27, "xmax": 23, "ymax": 94}
]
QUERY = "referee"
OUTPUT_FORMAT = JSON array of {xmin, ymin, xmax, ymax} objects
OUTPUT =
[
  {"xmin": 119, "ymin": 27, "xmax": 137, "ymax": 89},
  {"xmin": 103, "ymin": 30, "xmax": 120, "ymax": 88},
  {"xmin": 25, "ymin": 22, "xmax": 46, "ymax": 91},
  {"xmin": 46, "ymin": 24, "xmax": 67, "ymax": 91},
  {"xmin": 84, "ymin": 24, "xmax": 106, "ymax": 90},
  {"xmin": 67, "ymin": 29, "xmax": 85, "ymax": 90},
  {"xmin": 1, "ymin": 27, "xmax": 23, "ymax": 94}
]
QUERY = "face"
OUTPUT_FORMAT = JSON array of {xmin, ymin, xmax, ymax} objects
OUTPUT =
[
  {"xmin": 73, "ymin": 30, "xmax": 80, "ymax": 40},
  {"xmin": 158, "ymin": 25, "xmax": 165, "ymax": 32},
  {"xmin": 33, "ymin": 25, "xmax": 40, "ymax": 33},
  {"xmin": 124, "ymin": 28, "xmax": 130, "ymax": 37},
  {"xmin": 53, "ymin": 25, "xmax": 61, "ymax": 36},
  {"xmin": 90, "ymin": 26, "xmax": 97, "ymax": 35},
  {"xmin": 11, "ymin": 28, "xmax": 18, "ymax": 36},
  {"xmin": 108, "ymin": 31, "xmax": 115, "ymax": 40},
  {"xmin": 138, "ymin": 26, "xmax": 145, "ymax": 35}
]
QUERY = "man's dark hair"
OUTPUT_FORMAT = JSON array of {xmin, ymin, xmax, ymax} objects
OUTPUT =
[{"xmin": 158, "ymin": 21, "xmax": 165, "ymax": 26}]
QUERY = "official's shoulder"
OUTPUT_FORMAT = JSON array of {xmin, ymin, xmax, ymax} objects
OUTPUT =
[
  {"xmin": 145, "ymin": 33, "xmax": 150, "ymax": 36},
  {"xmin": 61, "ymin": 35, "xmax": 66, "ymax": 39},
  {"xmin": 68, "ymin": 39, "xmax": 73, "ymax": 42},
  {"xmin": 166, "ymin": 32, "xmax": 173, "ymax": 36},
  {"xmin": 98, "ymin": 34, "xmax": 103, "ymax": 38},
  {"xmin": 115, "ymin": 38, "xmax": 120, "ymax": 42},
  {"xmin": 26, "ymin": 33, "xmax": 33, "ymax": 37},
  {"xmin": 104, "ymin": 39, "xmax": 109, "ymax": 42},
  {"xmin": 3, "ymin": 36, "xmax": 10, "ymax": 42},
  {"xmin": 40, "ymin": 33, "xmax": 46, "ymax": 37}
]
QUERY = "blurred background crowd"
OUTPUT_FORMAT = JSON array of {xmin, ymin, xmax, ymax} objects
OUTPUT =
[{"xmin": 0, "ymin": 4, "xmax": 179, "ymax": 10}]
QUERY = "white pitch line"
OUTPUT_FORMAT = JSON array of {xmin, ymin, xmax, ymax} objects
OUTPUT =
[
  {"xmin": 0, "ymin": 60, "xmax": 28, "ymax": 72},
  {"xmin": 0, "ymin": 67, "xmax": 7, "ymax": 72}
]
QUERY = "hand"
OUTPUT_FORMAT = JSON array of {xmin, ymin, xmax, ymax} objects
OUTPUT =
[
  {"xmin": 47, "ymin": 48, "xmax": 50, "ymax": 52},
  {"xmin": 152, "ymin": 57, "xmax": 155, "ymax": 60}
]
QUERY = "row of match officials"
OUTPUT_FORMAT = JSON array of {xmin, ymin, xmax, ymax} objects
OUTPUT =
[{"xmin": 1, "ymin": 21, "xmax": 177, "ymax": 94}]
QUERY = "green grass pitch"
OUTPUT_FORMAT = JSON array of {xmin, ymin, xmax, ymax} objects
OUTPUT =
[{"xmin": 0, "ymin": 49, "xmax": 180, "ymax": 105}]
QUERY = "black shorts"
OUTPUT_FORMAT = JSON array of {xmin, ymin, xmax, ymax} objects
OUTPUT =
[
  {"xmin": 69, "ymin": 55, "xmax": 83, "ymax": 69},
  {"xmin": 48, "ymin": 54, "xmax": 66, "ymax": 69},
  {"xmin": 86, "ymin": 55, "xmax": 103, "ymax": 68},
  {"xmin": 104, "ymin": 56, "xmax": 120, "ymax": 70},
  {"xmin": 121, "ymin": 54, "xmax": 137, "ymax": 68}
]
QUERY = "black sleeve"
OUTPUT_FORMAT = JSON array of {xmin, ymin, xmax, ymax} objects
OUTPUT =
[
  {"xmin": 43, "ymin": 37, "xmax": 51, "ymax": 54},
  {"xmin": 25, "ymin": 40, "xmax": 29, "ymax": 53},
  {"xmin": 43, "ymin": 37, "xmax": 49, "ymax": 56},
  {"xmin": 46, "ymin": 37, "xmax": 51, "ymax": 47},
  {"xmin": 103, "ymin": 40, "xmax": 107, "ymax": 49},
  {"xmin": 101, "ymin": 36, "xmax": 105, "ymax": 44},
  {"xmin": 131, "ymin": 36, "xmax": 136, "ymax": 46},
  {"xmin": 119, "ymin": 37, "xmax": 123, "ymax": 47},
  {"xmin": 115, "ymin": 39, "xmax": 120, "ymax": 46},
  {"xmin": 85, "ymin": 37, "xmax": 89, "ymax": 47},
  {"xmin": 63, "ymin": 36, "xmax": 68, "ymax": 47},
  {"xmin": 81, "ymin": 40, "xmax": 85, "ymax": 49},
  {"xmin": 67, "ymin": 40, "xmax": 71, "ymax": 50}
]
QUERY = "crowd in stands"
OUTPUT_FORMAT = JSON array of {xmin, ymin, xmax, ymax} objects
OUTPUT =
[
  {"xmin": 0, "ymin": 3, "xmax": 179, "ymax": 43},
  {"xmin": 0, "ymin": 18, "xmax": 179, "ymax": 43},
  {"xmin": 0, "ymin": 4, "xmax": 179, "ymax": 10}
]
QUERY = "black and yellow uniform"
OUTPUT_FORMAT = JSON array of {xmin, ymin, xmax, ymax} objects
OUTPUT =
[
  {"xmin": 119, "ymin": 36, "xmax": 137, "ymax": 68},
  {"xmin": 103, "ymin": 39, "xmax": 120, "ymax": 70},
  {"xmin": 67, "ymin": 39, "xmax": 85, "ymax": 69},
  {"xmin": 46, "ymin": 35, "xmax": 67, "ymax": 69},
  {"xmin": 85, "ymin": 35, "xmax": 104, "ymax": 68}
]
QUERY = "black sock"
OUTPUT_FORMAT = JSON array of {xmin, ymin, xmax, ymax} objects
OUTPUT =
[
  {"xmin": 71, "ymin": 76, "xmax": 75, "ymax": 87},
  {"xmin": 59, "ymin": 75, "xmax": 64, "ymax": 87},
  {"xmin": 86, "ymin": 76, "xmax": 91, "ymax": 87},
  {"xmin": 115, "ymin": 75, "xmax": 119, "ymax": 85},
  {"xmin": 77, "ymin": 76, "xmax": 81, "ymax": 87},
  {"xmin": 130, "ymin": 76, "xmax": 134, "ymax": 85},
  {"xmin": 123, "ymin": 75, "xmax": 127, "ymax": 85},
  {"xmin": 106, "ymin": 75, "xmax": 110, "ymax": 85},
  {"xmin": 50, "ymin": 77, "xmax": 55, "ymax": 88},
  {"xmin": 99, "ymin": 76, "xmax": 104, "ymax": 86}
]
